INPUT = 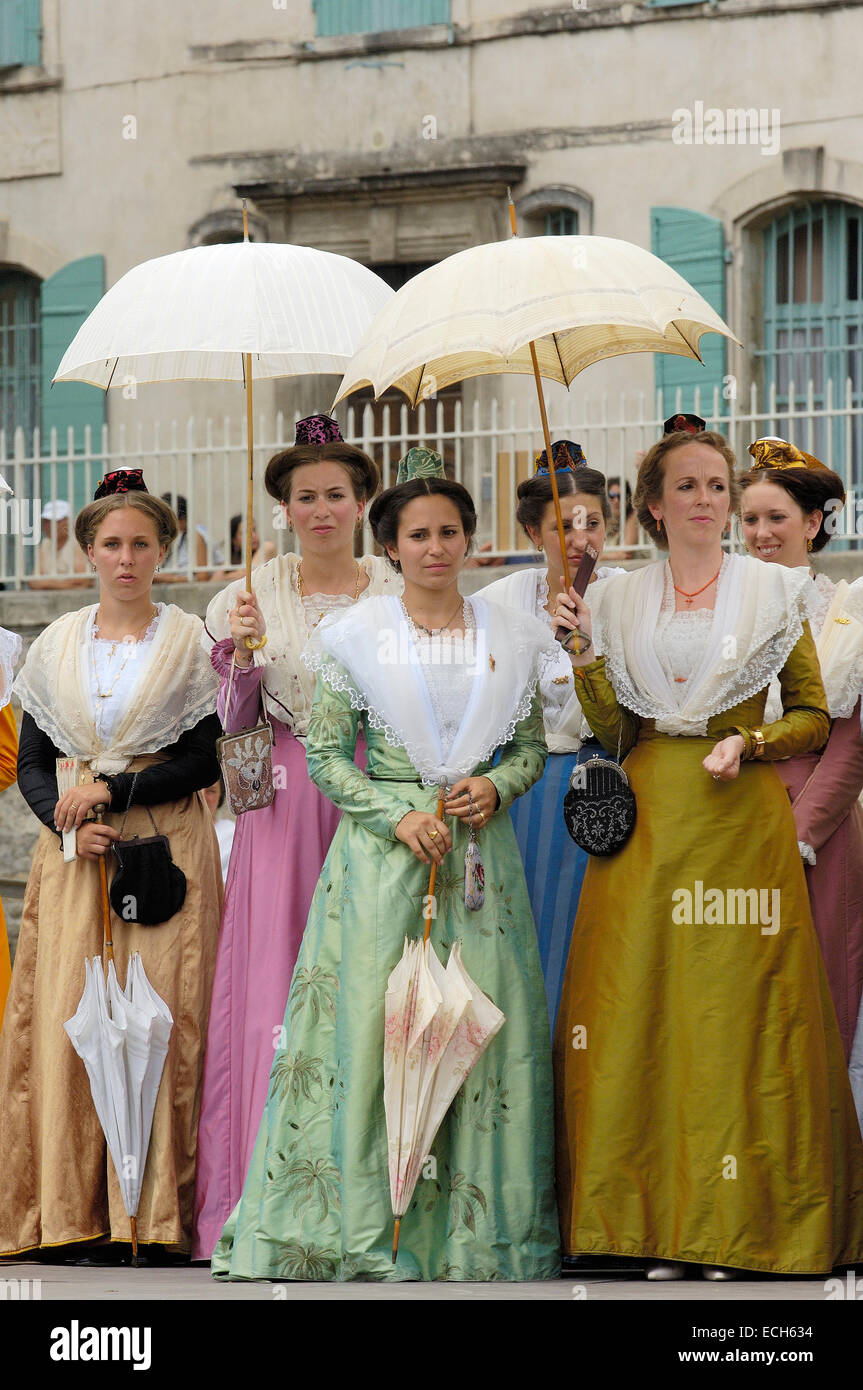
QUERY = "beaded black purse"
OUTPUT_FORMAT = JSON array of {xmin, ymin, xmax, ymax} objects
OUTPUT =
[{"xmin": 562, "ymin": 724, "xmax": 636, "ymax": 856}]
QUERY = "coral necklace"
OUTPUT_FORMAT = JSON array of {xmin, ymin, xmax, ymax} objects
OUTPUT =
[{"xmin": 672, "ymin": 565, "xmax": 721, "ymax": 607}]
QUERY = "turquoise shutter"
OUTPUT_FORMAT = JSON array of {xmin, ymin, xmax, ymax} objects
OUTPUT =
[
  {"xmin": 41, "ymin": 255, "xmax": 106, "ymax": 510},
  {"xmin": 650, "ymin": 207, "xmax": 727, "ymax": 420},
  {"xmin": 0, "ymin": 1, "xmax": 41, "ymax": 66},
  {"xmin": 313, "ymin": 0, "xmax": 449, "ymax": 36}
]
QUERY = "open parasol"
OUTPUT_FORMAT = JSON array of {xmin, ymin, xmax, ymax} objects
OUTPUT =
[
  {"xmin": 52, "ymin": 208, "xmax": 393, "ymax": 604},
  {"xmin": 334, "ymin": 199, "xmax": 739, "ymax": 586}
]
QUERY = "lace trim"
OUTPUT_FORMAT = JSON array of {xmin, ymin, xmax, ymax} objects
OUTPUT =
[
  {"xmin": 304, "ymin": 625, "xmax": 543, "ymax": 787},
  {"xmin": 799, "ymin": 840, "xmax": 817, "ymax": 867},
  {"xmin": 594, "ymin": 568, "xmax": 811, "ymax": 729}
]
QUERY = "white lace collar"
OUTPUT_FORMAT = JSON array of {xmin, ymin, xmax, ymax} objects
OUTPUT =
[
  {"xmin": 589, "ymin": 553, "xmax": 817, "ymax": 736},
  {"xmin": 303, "ymin": 592, "xmax": 557, "ymax": 785}
]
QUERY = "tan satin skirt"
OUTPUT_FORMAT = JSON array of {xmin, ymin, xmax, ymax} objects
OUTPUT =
[{"xmin": 0, "ymin": 756, "xmax": 222, "ymax": 1255}]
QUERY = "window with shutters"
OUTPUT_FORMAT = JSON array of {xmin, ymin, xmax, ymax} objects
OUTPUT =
[
  {"xmin": 40, "ymin": 255, "xmax": 106, "ymax": 511},
  {"xmin": 0, "ymin": 269, "xmax": 41, "ymax": 440},
  {"xmin": 544, "ymin": 209, "xmax": 578, "ymax": 237},
  {"xmin": 759, "ymin": 201, "xmax": 863, "ymax": 482},
  {"xmin": 650, "ymin": 206, "xmax": 728, "ymax": 419},
  {"xmin": 0, "ymin": 0, "xmax": 41, "ymax": 67},
  {"xmin": 313, "ymin": 0, "xmax": 449, "ymax": 36}
]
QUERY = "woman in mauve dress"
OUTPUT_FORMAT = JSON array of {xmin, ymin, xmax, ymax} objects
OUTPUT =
[
  {"xmin": 193, "ymin": 415, "xmax": 400, "ymax": 1261},
  {"xmin": 739, "ymin": 437, "xmax": 863, "ymax": 1073}
]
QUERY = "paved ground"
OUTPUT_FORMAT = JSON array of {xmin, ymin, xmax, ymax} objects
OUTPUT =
[{"xmin": 0, "ymin": 1262, "xmax": 846, "ymax": 1300}]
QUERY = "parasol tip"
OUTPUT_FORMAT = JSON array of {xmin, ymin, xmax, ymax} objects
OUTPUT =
[
  {"xmin": 242, "ymin": 199, "xmax": 250, "ymax": 243},
  {"xmin": 130, "ymin": 1214, "xmax": 139, "ymax": 1267},
  {"xmin": 391, "ymin": 1217, "xmax": 401, "ymax": 1264}
]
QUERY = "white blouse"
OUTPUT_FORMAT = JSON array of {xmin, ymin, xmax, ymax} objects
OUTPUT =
[{"xmin": 88, "ymin": 606, "xmax": 162, "ymax": 742}]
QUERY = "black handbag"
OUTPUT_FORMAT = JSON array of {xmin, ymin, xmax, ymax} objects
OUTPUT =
[
  {"xmin": 109, "ymin": 776, "xmax": 187, "ymax": 926},
  {"xmin": 563, "ymin": 726, "xmax": 636, "ymax": 857}
]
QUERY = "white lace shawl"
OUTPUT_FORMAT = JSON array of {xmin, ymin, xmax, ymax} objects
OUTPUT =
[
  {"xmin": 589, "ymin": 553, "xmax": 817, "ymax": 737},
  {"xmin": 0, "ymin": 626, "xmax": 22, "ymax": 709},
  {"xmin": 482, "ymin": 564, "xmax": 624, "ymax": 752},
  {"xmin": 763, "ymin": 573, "xmax": 863, "ymax": 723},
  {"xmin": 13, "ymin": 603, "xmax": 219, "ymax": 773},
  {"xmin": 303, "ymin": 592, "xmax": 557, "ymax": 786},
  {"xmin": 203, "ymin": 552, "xmax": 401, "ymax": 735}
]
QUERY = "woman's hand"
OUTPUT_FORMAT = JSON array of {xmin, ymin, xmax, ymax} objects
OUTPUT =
[
  {"xmin": 703, "ymin": 734, "xmax": 745, "ymax": 782},
  {"xmin": 75, "ymin": 821, "xmax": 120, "ymax": 861},
  {"xmin": 444, "ymin": 776, "xmax": 499, "ymax": 827},
  {"xmin": 553, "ymin": 582, "xmax": 594, "ymax": 666},
  {"xmin": 229, "ymin": 590, "xmax": 266, "ymax": 665},
  {"xmin": 395, "ymin": 810, "xmax": 453, "ymax": 865},
  {"xmin": 54, "ymin": 781, "xmax": 111, "ymax": 833}
]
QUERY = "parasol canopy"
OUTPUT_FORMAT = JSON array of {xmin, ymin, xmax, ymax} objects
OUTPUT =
[
  {"xmin": 334, "ymin": 233, "xmax": 739, "ymax": 408},
  {"xmin": 53, "ymin": 240, "xmax": 394, "ymax": 389},
  {"xmin": 64, "ymin": 953, "xmax": 173, "ymax": 1256},
  {"xmin": 384, "ymin": 937, "xmax": 504, "ymax": 1262}
]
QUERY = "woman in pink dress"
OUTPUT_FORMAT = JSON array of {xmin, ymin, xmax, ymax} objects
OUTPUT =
[
  {"xmin": 193, "ymin": 415, "xmax": 400, "ymax": 1259},
  {"xmin": 740, "ymin": 437, "xmax": 863, "ymax": 1062}
]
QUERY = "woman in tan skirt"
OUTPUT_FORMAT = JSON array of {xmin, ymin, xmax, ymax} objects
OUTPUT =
[{"xmin": 0, "ymin": 471, "xmax": 222, "ymax": 1262}]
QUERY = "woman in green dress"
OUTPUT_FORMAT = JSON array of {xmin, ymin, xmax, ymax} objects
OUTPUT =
[
  {"xmin": 212, "ymin": 450, "xmax": 561, "ymax": 1282},
  {"xmin": 553, "ymin": 429, "xmax": 863, "ymax": 1278}
]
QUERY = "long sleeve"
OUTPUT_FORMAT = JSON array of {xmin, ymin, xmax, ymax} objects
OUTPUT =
[
  {"xmin": 17, "ymin": 711, "xmax": 61, "ymax": 835},
  {"xmin": 17, "ymin": 710, "xmax": 223, "ymax": 830},
  {"xmin": 0, "ymin": 704, "xmax": 18, "ymax": 793},
  {"xmin": 484, "ymin": 692, "xmax": 548, "ymax": 813},
  {"xmin": 790, "ymin": 699, "xmax": 863, "ymax": 852},
  {"xmin": 731, "ymin": 623, "xmax": 830, "ymax": 760},
  {"xmin": 105, "ymin": 714, "xmax": 223, "ymax": 810},
  {"xmin": 305, "ymin": 675, "xmax": 414, "ymax": 840},
  {"xmin": 211, "ymin": 636, "xmax": 264, "ymax": 731},
  {"xmin": 571, "ymin": 657, "xmax": 641, "ymax": 758}
]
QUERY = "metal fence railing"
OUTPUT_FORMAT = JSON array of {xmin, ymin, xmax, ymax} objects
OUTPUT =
[{"xmin": 1, "ymin": 380, "xmax": 861, "ymax": 588}]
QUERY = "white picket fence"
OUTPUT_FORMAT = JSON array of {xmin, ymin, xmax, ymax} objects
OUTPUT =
[{"xmin": 1, "ymin": 381, "xmax": 861, "ymax": 586}]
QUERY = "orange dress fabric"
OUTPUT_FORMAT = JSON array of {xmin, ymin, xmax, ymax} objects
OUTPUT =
[{"xmin": 0, "ymin": 702, "xmax": 19, "ymax": 1032}]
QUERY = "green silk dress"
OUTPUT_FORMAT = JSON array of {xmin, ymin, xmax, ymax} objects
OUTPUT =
[
  {"xmin": 554, "ymin": 627, "xmax": 863, "ymax": 1273},
  {"xmin": 212, "ymin": 670, "xmax": 561, "ymax": 1282}
]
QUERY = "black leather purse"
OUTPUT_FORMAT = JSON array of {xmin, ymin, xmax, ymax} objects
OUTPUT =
[
  {"xmin": 563, "ymin": 725, "xmax": 636, "ymax": 857},
  {"xmin": 109, "ymin": 775, "xmax": 187, "ymax": 926}
]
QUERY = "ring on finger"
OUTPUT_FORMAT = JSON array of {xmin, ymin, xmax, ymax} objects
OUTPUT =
[{"xmin": 428, "ymin": 829, "xmax": 440, "ymax": 841}]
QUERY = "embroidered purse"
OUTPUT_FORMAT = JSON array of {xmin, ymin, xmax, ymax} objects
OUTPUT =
[
  {"xmin": 563, "ymin": 723, "xmax": 636, "ymax": 856},
  {"xmin": 216, "ymin": 651, "xmax": 276, "ymax": 815}
]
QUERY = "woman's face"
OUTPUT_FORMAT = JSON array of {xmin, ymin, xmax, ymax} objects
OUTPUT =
[
  {"xmin": 606, "ymin": 485, "xmax": 622, "ymax": 524},
  {"xmin": 649, "ymin": 443, "xmax": 732, "ymax": 549},
  {"xmin": 528, "ymin": 491, "xmax": 606, "ymax": 578},
  {"xmin": 284, "ymin": 462, "xmax": 363, "ymax": 553},
  {"xmin": 739, "ymin": 479, "xmax": 820, "ymax": 568},
  {"xmin": 386, "ymin": 495, "xmax": 468, "ymax": 590},
  {"xmin": 88, "ymin": 505, "xmax": 166, "ymax": 598}
]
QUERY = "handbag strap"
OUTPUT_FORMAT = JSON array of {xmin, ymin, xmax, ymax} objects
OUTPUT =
[
  {"xmin": 223, "ymin": 648, "xmax": 274, "ymax": 736},
  {"xmin": 116, "ymin": 771, "xmax": 161, "ymax": 839}
]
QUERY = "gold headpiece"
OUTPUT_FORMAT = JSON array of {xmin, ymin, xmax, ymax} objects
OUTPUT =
[{"xmin": 748, "ymin": 437, "xmax": 825, "ymax": 473}]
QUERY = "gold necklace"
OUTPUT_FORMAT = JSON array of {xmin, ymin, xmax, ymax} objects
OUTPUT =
[
  {"xmin": 297, "ymin": 561, "xmax": 362, "ymax": 622},
  {"xmin": 404, "ymin": 596, "xmax": 464, "ymax": 636},
  {"xmin": 92, "ymin": 606, "xmax": 157, "ymax": 698}
]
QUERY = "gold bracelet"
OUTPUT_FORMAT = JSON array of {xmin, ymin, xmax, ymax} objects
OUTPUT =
[{"xmin": 751, "ymin": 729, "xmax": 766, "ymax": 759}]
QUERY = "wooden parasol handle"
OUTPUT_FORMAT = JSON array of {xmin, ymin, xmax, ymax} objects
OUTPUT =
[
  {"xmin": 423, "ymin": 792, "xmax": 446, "ymax": 945},
  {"xmin": 506, "ymin": 191, "xmax": 572, "ymax": 592},
  {"xmin": 94, "ymin": 806, "xmax": 114, "ymax": 964}
]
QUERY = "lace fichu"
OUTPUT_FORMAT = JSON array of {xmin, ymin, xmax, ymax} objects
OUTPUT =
[
  {"xmin": 14, "ymin": 603, "xmax": 219, "ymax": 773},
  {"xmin": 303, "ymin": 593, "xmax": 558, "ymax": 786},
  {"xmin": 0, "ymin": 625, "xmax": 22, "ymax": 708},
  {"xmin": 589, "ymin": 554, "xmax": 817, "ymax": 736}
]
